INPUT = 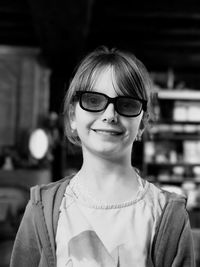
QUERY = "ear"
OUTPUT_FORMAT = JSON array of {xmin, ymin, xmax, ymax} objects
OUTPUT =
[
  {"xmin": 136, "ymin": 128, "xmax": 144, "ymax": 141},
  {"xmin": 140, "ymin": 112, "xmax": 149, "ymax": 131},
  {"xmin": 69, "ymin": 104, "xmax": 77, "ymax": 131},
  {"xmin": 136, "ymin": 112, "xmax": 149, "ymax": 140}
]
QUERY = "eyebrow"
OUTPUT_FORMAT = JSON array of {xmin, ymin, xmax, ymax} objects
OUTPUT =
[{"xmin": 88, "ymin": 89, "xmax": 128, "ymax": 97}]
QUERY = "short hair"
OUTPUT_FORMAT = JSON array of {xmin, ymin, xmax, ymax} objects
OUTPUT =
[{"xmin": 63, "ymin": 46, "xmax": 155, "ymax": 146}]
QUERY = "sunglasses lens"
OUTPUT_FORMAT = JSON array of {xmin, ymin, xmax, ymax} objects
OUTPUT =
[
  {"xmin": 117, "ymin": 98, "xmax": 142, "ymax": 116},
  {"xmin": 76, "ymin": 92, "xmax": 144, "ymax": 117},
  {"xmin": 81, "ymin": 92, "xmax": 106, "ymax": 111}
]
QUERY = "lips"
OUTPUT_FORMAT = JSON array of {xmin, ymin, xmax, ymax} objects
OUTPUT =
[{"xmin": 92, "ymin": 128, "xmax": 123, "ymax": 135}]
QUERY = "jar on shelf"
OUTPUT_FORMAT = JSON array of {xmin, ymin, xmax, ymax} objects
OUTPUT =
[
  {"xmin": 171, "ymin": 166, "xmax": 184, "ymax": 182},
  {"xmin": 144, "ymin": 141, "xmax": 155, "ymax": 163},
  {"xmin": 193, "ymin": 166, "xmax": 200, "ymax": 182},
  {"xmin": 157, "ymin": 170, "xmax": 171, "ymax": 182},
  {"xmin": 173, "ymin": 102, "xmax": 188, "ymax": 121}
]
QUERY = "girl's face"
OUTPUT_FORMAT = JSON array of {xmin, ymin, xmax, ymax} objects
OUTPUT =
[{"xmin": 70, "ymin": 67, "xmax": 143, "ymax": 160}]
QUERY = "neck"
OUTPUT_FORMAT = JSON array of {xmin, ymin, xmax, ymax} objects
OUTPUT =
[
  {"xmin": 82, "ymin": 148, "xmax": 132, "ymax": 178},
  {"xmin": 76, "ymin": 149, "xmax": 139, "ymax": 203}
]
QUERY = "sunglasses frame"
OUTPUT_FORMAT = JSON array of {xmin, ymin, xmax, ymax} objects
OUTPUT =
[{"xmin": 73, "ymin": 91, "xmax": 147, "ymax": 117}]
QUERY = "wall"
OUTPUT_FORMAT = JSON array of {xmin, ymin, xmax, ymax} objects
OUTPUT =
[{"xmin": 0, "ymin": 46, "xmax": 51, "ymax": 148}]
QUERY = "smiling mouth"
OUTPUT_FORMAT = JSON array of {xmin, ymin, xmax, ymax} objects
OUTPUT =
[{"xmin": 92, "ymin": 129, "xmax": 123, "ymax": 136}]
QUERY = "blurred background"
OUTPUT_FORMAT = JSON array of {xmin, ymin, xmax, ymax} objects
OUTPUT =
[{"xmin": 1, "ymin": 0, "xmax": 200, "ymax": 266}]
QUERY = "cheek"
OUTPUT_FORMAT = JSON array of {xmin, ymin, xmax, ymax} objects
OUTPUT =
[
  {"xmin": 125, "ymin": 115, "xmax": 142, "ymax": 130},
  {"xmin": 128, "ymin": 124, "xmax": 139, "ymax": 137},
  {"xmin": 74, "ymin": 106, "xmax": 95, "ymax": 132},
  {"xmin": 124, "ymin": 118, "xmax": 143, "ymax": 139},
  {"xmin": 69, "ymin": 103, "xmax": 78, "ymax": 130}
]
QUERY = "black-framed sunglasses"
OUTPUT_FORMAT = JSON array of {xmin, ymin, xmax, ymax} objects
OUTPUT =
[{"xmin": 73, "ymin": 91, "xmax": 147, "ymax": 117}]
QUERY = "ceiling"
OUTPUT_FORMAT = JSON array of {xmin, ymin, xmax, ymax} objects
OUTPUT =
[
  {"xmin": 89, "ymin": 1, "xmax": 200, "ymax": 68},
  {"xmin": 1, "ymin": 0, "xmax": 200, "ymax": 91}
]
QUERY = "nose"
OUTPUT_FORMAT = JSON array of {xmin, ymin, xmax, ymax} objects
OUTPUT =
[{"xmin": 101, "ymin": 103, "xmax": 118, "ymax": 123}]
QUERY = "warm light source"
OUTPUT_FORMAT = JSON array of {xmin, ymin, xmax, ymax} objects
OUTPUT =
[{"xmin": 28, "ymin": 129, "xmax": 49, "ymax": 159}]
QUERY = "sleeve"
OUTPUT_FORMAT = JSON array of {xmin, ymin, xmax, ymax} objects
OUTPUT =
[
  {"xmin": 171, "ymin": 211, "xmax": 196, "ymax": 267},
  {"xmin": 152, "ymin": 199, "xmax": 196, "ymax": 267},
  {"xmin": 10, "ymin": 201, "xmax": 41, "ymax": 267}
]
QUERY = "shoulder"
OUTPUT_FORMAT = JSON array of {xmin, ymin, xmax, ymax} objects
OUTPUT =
[
  {"xmin": 148, "ymin": 180, "xmax": 186, "ymax": 201},
  {"xmin": 142, "ymin": 179, "xmax": 187, "ymax": 213},
  {"xmin": 30, "ymin": 175, "xmax": 74, "ymax": 204}
]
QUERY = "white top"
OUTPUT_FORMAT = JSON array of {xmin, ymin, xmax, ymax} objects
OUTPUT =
[{"xmin": 56, "ymin": 175, "xmax": 167, "ymax": 267}]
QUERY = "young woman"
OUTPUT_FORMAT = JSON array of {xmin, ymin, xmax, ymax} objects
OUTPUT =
[{"xmin": 10, "ymin": 47, "xmax": 195, "ymax": 267}]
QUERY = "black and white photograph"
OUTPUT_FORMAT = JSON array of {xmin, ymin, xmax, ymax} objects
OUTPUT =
[{"xmin": 0, "ymin": 1, "xmax": 200, "ymax": 266}]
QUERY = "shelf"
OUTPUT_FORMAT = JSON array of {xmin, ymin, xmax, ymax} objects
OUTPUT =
[
  {"xmin": 155, "ymin": 121, "xmax": 200, "ymax": 125},
  {"xmin": 145, "ymin": 162, "xmax": 200, "ymax": 167},
  {"xmin": 148, "ymin": 134, "xmax": 200, "ymax": 141},
  {"xmin": 148, "ymin": 122, "xmax": 200, "ymax": 139},
  {"xmin": 158, "ymin": 90, "xmax": 200, "ymax": 100},
  {"xmin": 147, "ymin": 179, "xmax": 200, "ymax": 186},
  {"xmin": 143, "ymin": 88, "xmax": 200, "ymax": 188}
]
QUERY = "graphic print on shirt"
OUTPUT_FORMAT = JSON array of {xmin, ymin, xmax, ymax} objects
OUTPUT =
[
  {"xmin": 65, "ymin": 230, "xmax": 127, "ymax": 267},
  {"xmin": 56, "ymin": 181, "xmax": 161, "ymax": 267}
]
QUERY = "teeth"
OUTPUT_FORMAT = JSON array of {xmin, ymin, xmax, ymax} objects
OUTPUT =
[{"xmin": 94, "ymin": 130, "xmax": 121, "ymax": 135}]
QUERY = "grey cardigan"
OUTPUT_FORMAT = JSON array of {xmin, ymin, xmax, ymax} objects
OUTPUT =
[{"xmin": 10, "ymin": 176, "xmax": 195, "ymax": 267}]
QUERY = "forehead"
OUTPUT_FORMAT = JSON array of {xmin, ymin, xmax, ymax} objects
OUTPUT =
[
  {"xmin": 90, "ymin": 66, "xmax": 121, "ymax": 95},
  {"xmin": 93, "ymin": 67, "xmax": 114, "ymax": 87},
  {"xmin": 81, "ymin": 61, "xmax": 144, "ymax": 98}
]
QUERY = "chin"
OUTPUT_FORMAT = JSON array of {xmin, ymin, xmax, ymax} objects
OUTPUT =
[
  {"xmin": 92, "ymin": 144, "xmax": 128, "ymax": 159},
  {"xmin": 81, "ymin": 137, "xmax": 132, "ymax": 158}
]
